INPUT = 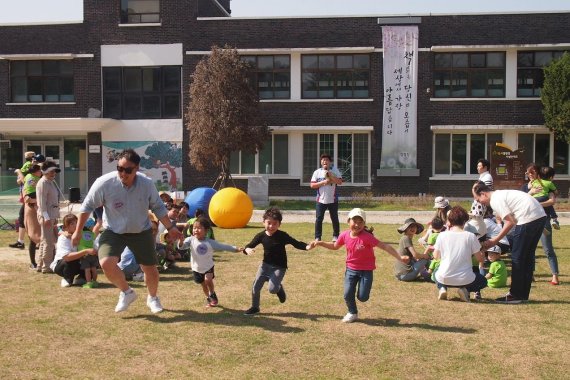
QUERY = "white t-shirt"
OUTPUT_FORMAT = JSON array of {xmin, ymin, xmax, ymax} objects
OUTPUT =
[
  {"xmin": 50, "ymin": 234, "xmax": 76, "ymax": 271},
  {"xmin": 490, "ymin": 190, "xmax": 546, "ymax": 225},
  {"xmin": 484, "ymin": 217, "xmax": 509, "ymax": 246},
  {"xmin": 434, "ymin": 230, "xmax": 481, "ymax": 286},
  {"xmin": 310, "ymin": 166, "xmax": 342, "ymax": 204},
  {"xmin": 178, "ymin": 236, "xmax": 236, "ymax": 273},
  {"xmin": 479, "ymin": 171, "xmax": 494, "ymax": 188}
]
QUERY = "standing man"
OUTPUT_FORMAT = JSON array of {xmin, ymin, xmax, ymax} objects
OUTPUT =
[
  {"xmin": 468, "ymin": 158, "xmax": 494, "ymax": 237},
  {"xmin": 473, "ymin": 181, "xmax": 546, "ymax": 304},
  {"xmin": 72, "ymin": 149, "xmax": 182, "ymax": 314},
  {"xmin": 310, "ymin": 153, "xmax": 343, "ymax": 242},
  {"xmin": 35, "ymin": 160, "xmax": 61, "ymax": 273}
]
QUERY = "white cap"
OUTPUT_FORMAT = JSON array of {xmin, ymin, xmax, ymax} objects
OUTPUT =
[
  {"xmin": 347, "ymin": 208, "xmax": 366, "ymax": 223},
  {"xmin": 433, "ymin": 196, "xmax": 449, "ymax": 209}
]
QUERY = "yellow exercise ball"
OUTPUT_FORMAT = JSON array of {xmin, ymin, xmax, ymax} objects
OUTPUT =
[{"xmin": 208, "ymin": 187, "xmax": 253, "ymax": 229}]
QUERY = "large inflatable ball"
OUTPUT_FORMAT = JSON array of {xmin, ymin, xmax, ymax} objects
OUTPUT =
[
  {"xmin": 184, "ymin": 187, "xmax": 217, "ymax": 218},
  {"xmin": 208, "ymin": 187, "xmax": 253, "ymax": 229}
]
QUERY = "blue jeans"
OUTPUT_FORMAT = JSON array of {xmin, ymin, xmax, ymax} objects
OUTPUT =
[
  {"xmin": 510, "ymin": 216, "xmax": 547, "ymax": 300},
  {"xmin": 540, "ymin": 219, "xmax": 559, "ymax": 275},
  {"xmin": 315, "ymin": 202, "xmax": 340, "ymax": 240},
  {"xmin": 251, "ymin": 262, "xmax": 286, "ymax": 309},
  {"xmin": 436, "ymin": 272, "xmax": 488, "ymax": 293},
  {"xmin": 344, "ymin": 268, "xmax": 373, "ymax": 315},
  {"xmin": 396, "ymin": 259, "xmax": 428, "ymax": 282}
]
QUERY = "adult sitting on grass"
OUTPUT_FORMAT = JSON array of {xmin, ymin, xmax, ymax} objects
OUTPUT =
[
  {"xmin": 394, "ymin": 218, "xmax": 431, "ymax": 282},
  {"xmin": 51, "ymin": 214, "xmax": 95, "ymax": 287},
  {"xmin": 433, "ymin": 206, "xmax": 487, "ymax": 302}
]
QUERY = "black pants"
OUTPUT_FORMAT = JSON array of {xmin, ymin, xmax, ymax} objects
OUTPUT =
[{"xmin": 54, "ymin": 259, "xmax": 84, "ymax": 284}]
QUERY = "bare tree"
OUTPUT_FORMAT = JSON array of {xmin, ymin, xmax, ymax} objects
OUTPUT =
[{"xmin": 187, "ymin": 45, "xmax": 270, "ymax": 188}]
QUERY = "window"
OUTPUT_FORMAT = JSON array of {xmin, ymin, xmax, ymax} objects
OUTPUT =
[
  {"xmin": 102, "ymin": 66, "xmax": 180, "ymax": 119},
  {"xmin": 230, "ymin": 135, "xmax": 289, "ymax": 175},
  {"xmin": 241, "ymin": 55, "xmax": 290, "ymax": 99},
  {"xmin": 433, "ymin": 52, "xmax": 505, "ymax": 98},
  {"xmin": 434, "ymin": 133, "xmax": 502, "ymax": 175},
  {"xmin": 302, "ymin": 133, "xmax": 369, "ymax": 183},
  {"xmin": 518, "ymin": 133, "xmax": 550, "ymax": 168},
  {"xmin": 554, "ymin": 139, "xmax": 569, "ymax": 176},
  {"xmin": 120, "ymin": 0, "xmax": 160, "ymax": 23},
  {"xmin": 517, "ymin": 51, "xmax": 567, "ymax": 97},
  {"xmin": 10, "ymin": 60, "xmax": 74, "ymax": 102},
  {"xmin": 302, "ymin": 54, "xmax": 370, "ymax": 99}
]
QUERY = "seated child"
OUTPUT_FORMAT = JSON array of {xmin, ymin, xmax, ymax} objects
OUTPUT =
[
  {"xmin": 394, "ymin": 218, "xmax": 431, "ymax": 282},
  {"xmin": 485, "ymin": 245, "xmax": 508, "ymax": 288},
  {"xmin": 178, "ymin": 217, "xmax": 242, "ymax": 307},
  {"xmin": 425, "ymin": 217, "xmax": 444, "ymax": 282},
  {"xmin": 158, "ymin": 231, "xmax": 182, "ymax": 270},
  {"xmin": 531, "ymin": 166, "xmax": 559, "ymax": 230},
  {"xmin": 78, "ymin": 218, "xmax": 99, "ymax": 288}
]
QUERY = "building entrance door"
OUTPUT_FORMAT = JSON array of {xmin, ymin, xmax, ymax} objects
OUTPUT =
[{"xmin": 26, "ymin": 142, "xmax": 64, "ymax": 193}]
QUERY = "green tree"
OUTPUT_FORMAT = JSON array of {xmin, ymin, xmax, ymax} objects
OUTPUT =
[
  {"xmin": 187, "ymin": 45, "xmax": 269, "ymax": 188},
  {"xmin": 542, "ymin": 52, "xmax": 570, "ymax": 144}
]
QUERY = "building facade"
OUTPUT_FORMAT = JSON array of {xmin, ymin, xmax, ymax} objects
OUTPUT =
[{"xmin": 1, "ymin": 1, "xmax": 569, "ymax": 199}]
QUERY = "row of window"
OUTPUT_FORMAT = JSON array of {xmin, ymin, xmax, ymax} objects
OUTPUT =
[
  {"xmin": 9, "ymin": 50, "xmax": 566, "ymax": 108},
  {"xmin": 230, "ymin": 133, "xmax": 370, "ymax": 184}
]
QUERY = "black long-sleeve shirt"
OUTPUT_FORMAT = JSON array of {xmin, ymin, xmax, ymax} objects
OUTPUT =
[{"xmin": 245, "ymin": 230, "xmax": 308, "ymax": 269}]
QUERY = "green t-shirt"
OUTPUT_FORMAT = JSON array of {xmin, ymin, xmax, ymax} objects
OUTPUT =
[
  {"xmin": 487, "ymin": 260, "xmax": 508, "ymax": 288},
  {"xmin": 20, "ymin": 161, "xmax": 33, "ymax": 176},
  {"xmin": 23, "ymin": 173, "xmax": 41, "ymax": 196},
  {"xmin": 78, "ymin": 230, "xmax": 96, "ymax": 251},
  {"xmin": 429, "ymin": 259, "xmax": 440, "ymax": 282},
  {"xmin": 531, "ymin": 179, "xmax": 557, "ymax": 198}
]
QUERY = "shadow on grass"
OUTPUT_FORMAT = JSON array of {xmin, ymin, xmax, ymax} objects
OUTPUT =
[
  {"xmin": 357, "ymin": 318, "xmax": 477, "ymax": 333},
  {"xmin": 126, "ymin": 306, "xmax": 305, "ymax": 333}
]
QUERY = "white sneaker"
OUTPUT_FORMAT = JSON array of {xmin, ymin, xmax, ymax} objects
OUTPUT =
[
  {"xmin": 342, "ymin": 312, "xmax": 358, "ymax": 323},
  {"xmin": 115, "ymin": 289, "xmax": 137, "ymax": 312},
  {"xmin": 438, "ymin": 287, "xmax": 447, "ymax": 300},
  {"xmin": 60, "ymin": 278, "xmax": 71, "ymax": 288},
  {"xmin": 72, "ymin": 277, "xmax": 86, "ymax": 286},
  {"xmin": 147, "ymin": 295, "xmax": 163, "ymax": 314},
  {"xmin": 458, "ymin": 287, "xmax": 470, "ymax": 302},
  {"xmin": 132, "ymin": 272, "xmax": 145, "ymax": 282}
]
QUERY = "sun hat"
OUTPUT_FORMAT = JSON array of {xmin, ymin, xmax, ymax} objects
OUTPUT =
[
  {"xmin": 24, "ymin": 151, "xmax": 35, "ymax": 159},
  {"xmin": 486, "ymin": 245, "xmax": 501, "ymax": 254},
  {"xmin": 347, "ymin": 208, "xmax": 366, "ymax": 223},
  {"xmin": 433, "ymin": 196, "xmax": 449, "ymax": 209},
  {"xmin": 397, "ymin": 218, "xmax": 424, "ymax": 234}
]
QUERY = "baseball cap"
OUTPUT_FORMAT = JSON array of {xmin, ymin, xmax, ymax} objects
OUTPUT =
[
  {"xmin": 347, "ymin": 208, "xmax": 366, "ymax": 223},
  {"xmin": 33, "ymin": 154, "xmax": 46, "ymax": 163},
  {"xmin": 486, "ymin": 245, "xmax": 501, "ymax": 254}
]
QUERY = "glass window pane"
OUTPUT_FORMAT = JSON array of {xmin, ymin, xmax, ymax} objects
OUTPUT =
[
  {"xmin": 302, "ymin": 73, "xmax": 318, "ymax": 98},
  {"xmin": 353, "ymin": 71, "xmax": 369, "ymax": 98},
  {"xmin": 257, "ymin": 72, "xmax": 273, "ymax": 99},
  {"xmin": 434, "ymin": 134, "xmax": 450, "ymax": 174},
  {"xmin": 257, "ymin": 56, "xmax": 273, "ymax": 70},
  {"xmin": 60, "ymin": 77, "xmax": 74, "ymax": 101},
  {"xmin": 535, "ymin": 134, "xmax": 550, "ymax": 167},
  {"xmin": 451, "ymin": 71, "xmax": 467, "ymax": 97},
  {"xmin": 241, "ymin": 151, "xmax": 255, "ymax": 174},
  {"xmin": 142, "ymin": 95, "xmax": 160, "ymax": 117},
  {"xmin": 336, "ymin": 71, "xmax": 352, "ymax": 98},
  {"xmin": 302, "ymin": 55, "xmax": 318, "ymax": 69},
  {"xmin": 142, "ymin": 68, "xmax": 160, "ymax": 92},
  {"xmin": 123, "ymin": 95, "xmax": 141, "ymax": 118},
  {"xmin": 124, "ymin": 68, "xmax": 141, "ymax": 91},
  {"xmin": 518, "ymin": 134, "xmax": 534, "ymax": 165},
  {"xmin": 163, "ymin": 95, "xmax": 180, "ymax": 118},
  {"xmin": 487, "ymin": 70, "xmax": 505, "ymax": 97},
  {"xmin": 471, "ymin": 72, "xmax": 486, "ymax": 97},
  {"xmin": 103, "ymin": 95, "xmax": 121, "ymax": 118},
  {"xmin": 318, "ymin": 72, "xmax": 334, "ymax": 98},
  {"xmin": 28, "ymin": 77, "xmax": 43, "ymax": 102},
  {"xmin": 163, "ymin": 66, "xmax": 180, "ymax": 91},
  {"xmin": 43, "ymin": 60, "xmax": 59, "ymax": 75},
  {"xmin": 11, "ymin": 77, "xmax": 27, "ymax": 102},
  {"xmin": 45, "ymin": 77, "xmax": 60, "ymax": 102},
  {"xmin": 103, "ymin": 68, "xmax": 122, "ymax": 92},
  {"xmin": 319, "ymin": 134, "xmax": 334, "ymax": 162},
  {"xmin": 337, "ymin": 55, "xmax": 352, "ymax": 69},
  {"xmin": 487, "ymin": 52, "xmax": 505, "ymax": 67},
  {"xmin": 229, "ymin": 151, "xmax": 239, "ymax": 174},
  {"xmin": 303, "ymin": 134, "xmax": 318, "ymax": 182},
  {"xmin": 518, "ymin": 52, "xmax": 533, "ymax": 67},
  {"xmin": 318, "ymin": 55, "xmax": 334, "ymax": 69},
  {"xmin": 470, "ymin": 134, "xmax": 485, "ymax": 174},
  {"xmin": 353, "ymin": 133, "xmax": 369, "ymax": 183},
  {"xmin": 241, "ymin": 56, "xmax": 256, "ymax": 67},
  {"xmin": 434, "ymin": 53, "xmax": 451, "ymax": 68},
  {"xmin": 274, "ymin": 135, "xmax": 289, "ymax": 174},
  {"xmin": 274, "ymin": 55, "xmax": 290, "ymax": 69},
  {"xmin": 453, "ymin": 54, "xmax": 468, "ymax": 68},
  {"xmin": 27, "ymin": 61, "xmax": 42, "ymax": 75},
  {"xmin": 433, "ymin": 71, "xmax": 450, "ymax": 97},
  {"xmin": 535, "ymin": 52, "xmax": 553, "ymax": 67},
  {"xmin": 273, "ymin": 72, "xmax": 290, "ymax": 99},
  {"xmin": 354, "ymin": 54, "xmax": 370, "ymax": 69},
  {"xmin": 10, "ymin": 61, "xmax": 26, "ymax": 76},
  {"xmin": 470, "ymin": 53, "xmax": 485, "ymax": 68},
  {"xmin": 452, "ymin": 134, "xmax": 467, "ymax": 174},
  {"xmin": 60, "ymin": 60, "xmax": 73, "ymax": 74},
  {"xmin": 258, "ymin": 138, "xmax": 272, "ymax": 174},
  {"xmin": 554, "ymin": 139, "xmax": 569, "ymax": 175},
  {"xmin": 337, "ymin": 134, "xmax": 352, "ymax": 183}
]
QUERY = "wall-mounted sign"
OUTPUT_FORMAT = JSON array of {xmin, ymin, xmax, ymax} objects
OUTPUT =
[{"xmin": 491, "ymin": 143, "xmax": 527, "ymax": 190}]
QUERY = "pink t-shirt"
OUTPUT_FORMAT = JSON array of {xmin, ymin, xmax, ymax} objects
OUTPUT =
[{"xmin": 337, "ymin": 230, "xmax": 379, "ymax": 271}]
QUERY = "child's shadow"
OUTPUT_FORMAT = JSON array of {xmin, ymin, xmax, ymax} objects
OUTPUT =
[
  {"xmin": 357, "ymin": 318, "xmax": 477, "ymax": 334},
  {"xmin": 128, "ymin": 306, "xmax": 305, "ymax": 333}
]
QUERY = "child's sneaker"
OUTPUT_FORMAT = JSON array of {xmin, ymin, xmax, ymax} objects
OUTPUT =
[
  {"xmin": 244, "ymin": 306, "xmax": 260, "ymax": 315},
  {"xmin": 474, "ymin": 291, "xmax": 482, "ymax": 300},
  {"xmin": 552, "ymin": 219, "xmax": 560, "ymax": 230},
  {"xmin": 208, "ymin": 294, "xmax": 219, "ymax": 307},
  {"xmin": 277, "ymin": 285, "xmax": 287, "ymax": 303},
  {"xmin": 342, "ymin": 313, "xmax": 358, "ymax": 323},
  {"xmin": 82, "ymin": 281, "xmax": 95, "ymax": 289},
  {"xmin": 60, "ymin": 279, "xmax": 71, "ymax": 288}
]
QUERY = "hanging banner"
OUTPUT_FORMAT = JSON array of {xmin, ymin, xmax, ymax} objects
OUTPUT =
[{"xmin": 380, "ymin": 26, "xmax": 419, "ymax": 171}]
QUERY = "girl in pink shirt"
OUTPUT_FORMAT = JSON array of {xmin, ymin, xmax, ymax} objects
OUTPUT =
[{"xmin": 315, "ymin": 208, "xmax": 404, "ymax": 323}]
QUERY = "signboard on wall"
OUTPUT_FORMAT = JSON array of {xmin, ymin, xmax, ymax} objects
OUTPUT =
[{"xmin": 490, "ymin": 143, "xmax": 527, "ymax": 190}]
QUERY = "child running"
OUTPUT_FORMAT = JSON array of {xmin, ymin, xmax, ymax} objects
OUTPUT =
[
  {"xmin": 315, "ymin": 208, "xmax": 406, "ymax": 323},
  {"xmin": 177, "ymin": 217, "xmax": 242, "ymax": 307},
  {"xmin": 243, "ymin": 207, "xmax": 313, "ymax": 316}
]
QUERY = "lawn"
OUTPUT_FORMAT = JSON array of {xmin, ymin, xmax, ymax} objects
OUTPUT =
[{"xmin": 0, "ymin": 223, "xmax": 567, "ymax": 379}]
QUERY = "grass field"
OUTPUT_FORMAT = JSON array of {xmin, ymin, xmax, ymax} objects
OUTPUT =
[{"xmin": 0, "ymin": 224, "xmax": 567, "ymax": 379}]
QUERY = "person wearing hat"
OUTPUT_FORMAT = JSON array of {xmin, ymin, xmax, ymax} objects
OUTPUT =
[
  {"xmin": 394, "ymin": 218, "xmax": 431, "ymax": 282},
  {"xmin": 310, "ymin": 153, "xmax": 343, "ymax": 242},
  {"xmin": 485, "ymin": 245, "xmax": 507, "ymax": 288},
  {"xmin": 35, "ymin": 160, "xmax": 61, "ymax": 273},
  {"xmin": 418, "ymin": 196, "xmax": 451, "ymax": 247},
  {"xmin": 314, "ymin": 208, "xmax": 405, "ymax": 323},
  {"xmin": 22, "ymin": 164, "xmax": 43, "ymax": 270},
  {"xmin": 8, "ymin": 151, "xmax": 37, "ymax": 250}
]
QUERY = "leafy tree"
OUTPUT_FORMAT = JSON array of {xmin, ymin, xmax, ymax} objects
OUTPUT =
[
  {"xmin": 187, "ymin": 45, "xmax": 269, "ymax": 188},
  {"xmin": 542, "ymin": 52, "xmax": 570, "ymax": 144}
]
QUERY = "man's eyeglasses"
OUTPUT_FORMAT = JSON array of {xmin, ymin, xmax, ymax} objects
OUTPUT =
[{"xmin": 117, "ymin": 165, "xmax": 136, "ymax": 174}]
